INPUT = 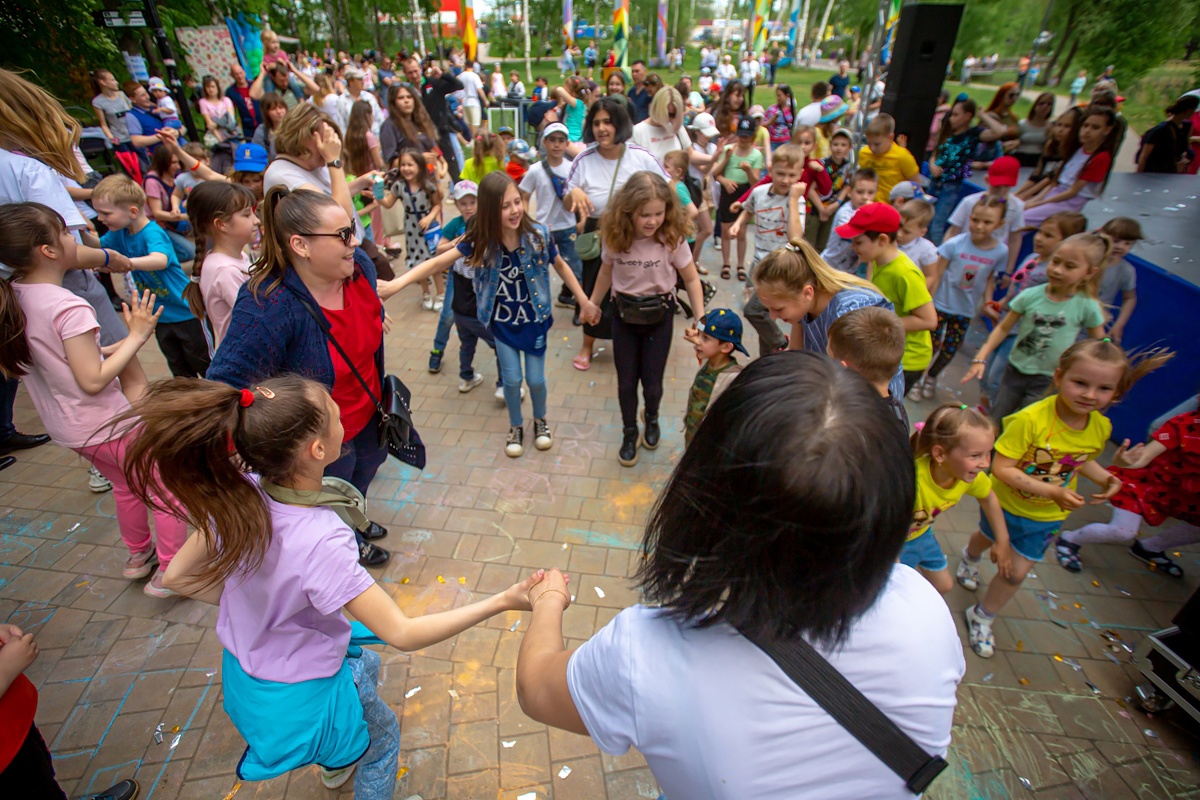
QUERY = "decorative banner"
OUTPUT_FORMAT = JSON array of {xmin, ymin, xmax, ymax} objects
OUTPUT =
[
  {"xmin": 786, "ymin": 0, "xmax": 801, "ymax": 58},
  {"xmin": 177, "ymin": 25, "xmax": 240, "ymax": 81},
  {"xmin": 656, "ymin": 0, "xmax": 667, "ymax": 64},
  {"xmin": 613, "ymin": 0, "xmax": 629, "ymax": 73},
  {"xmin": 562, "ymin": 0, "xmax": 572, "ymax": 49},
  {"xmin": 462, "ymin": 0, "xmax": 477, "ymax": 62},
  {"xmin": 879, "ymin": 0, "xmax": 902, "ymax": 64},
  {"xmin": 753, "ymin": 0, "xmax": 770, "ymax": 54},
  {"xmin": 223, "ymin": 14, "xmax": 263, "ymax": 76}
]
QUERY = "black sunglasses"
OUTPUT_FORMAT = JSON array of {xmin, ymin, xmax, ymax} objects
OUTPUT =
[{"xmin": 299, "ymin": 226, "xmax": 355, "ymax": 246}]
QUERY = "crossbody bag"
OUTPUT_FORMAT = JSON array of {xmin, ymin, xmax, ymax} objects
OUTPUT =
[
  {"xmin": 286, "ymin": 284, "xmax": 426, "ymax": 469},
  {"xmin": 575, "ymin": 147, "xmax": 624, "ymax": 261},
  {"xmin": 739, "ymin": 626, "xmax": 949, "ymax": 795}
]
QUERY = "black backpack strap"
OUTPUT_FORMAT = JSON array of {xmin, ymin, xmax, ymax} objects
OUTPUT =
[{"xmin": 739, "ymin": 627, "xmax": 948, "ymax": 795}]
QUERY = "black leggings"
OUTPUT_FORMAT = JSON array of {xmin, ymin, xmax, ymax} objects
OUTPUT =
[
  {"xmin": 612, "ymin": 303, "xmax": 675, "ymax": 429},
  {"xmin": 0, "ymin": 724, "xmax": 68, "ymax": 800}
]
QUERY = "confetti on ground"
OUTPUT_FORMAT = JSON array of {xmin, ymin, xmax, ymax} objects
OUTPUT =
[
  {"xmin": 1053, "ymin": 654, "xmax": 1064, "ymax": 662},
  {"xmin": 67, "ymin": 522, "xmax": 80, "ymax": 532},
  {"xmin": 1117, "ymin": 587, "xmax": 1131, "ymax": 597},
  {"xmin": 1019, "ymin": 777, "xmax": 1033, "ymax": 790},
  {"xmin": 397, "ymin": 766, "xmax": 409, "ymax": 779},
  {"xmin": 169, "ymin": 734, "xmax": 181, "ymax": 750},
  {"xmin": 1018, "ymin": 678, "xmax": 1031, "ymax": 686},
  {"xmin": 1086, "ymin": 682, "xmax": 1101, "ymax": 695},
  {"xmin": 1092, "ymin": 580, "xmax": 1101, "ymax": 587},
  {"xmin": 153, "ymin": 723, "xmax": 163, "ymax": 745},
  {"xmin": 561, "ymin": 543, "xmax": 569, "ymax": 550},
  {"xmin": 75, "ymin": 581, "xmax": 89, "ymax": 588},
  {"xmin": 594, "ymin": 587, "xmax": 606, "ymax": 598},
  {"xmin": 171, "ymin": 726, "xmax": 180, "ymax": 733},
  {"xmin": 221, "ymin": 784, "xmax": 242, "ymax": 800},
  {"xmin": 502, "ymin": 740, "xmax": 517, "ymax": 748},
  {"xmin": 401, "ymin": 577, "xmax": 410, "ymax": 584},
  {"xmin": 1045, "ymin": 590, "xmax": 1059, "ymax": 599},
  {"xmin": 206, "ymin": 670, "xmax": 217, "ymax": 678},
  {"xmin": 509, "ymin": 619, "xmax": 521, "ymax": 632},
  {"xmin": 1050, "ymin": 616, "xmax": 1070, "ymax": 629},
  {"xmin": 518, "ymin": 793, "xmax": 537, "ymax": 800},
  {"xmin": 558, "ymin": 765, "xmax": 573, "ymax": 779},
  {"xmin": 982, "ymin": 673, "xmax": 994, "ymax": 683},
  {"xmin": 1027, "ymin": 571, "xmax": 1037, "ymax": 579},
  {"xmin": 1118, "ymin": 710, "xmax": 1132, "ymax": 719},
  {"xmin": 1144, "ymin": 728, "xmax": 1159, "ymax": 739},
  {"xmin": 458, "ymin": 577, "xmax": 466, "ymax": 584},
  {"xmin": 405, "ymin": 686, "xmax": 421, "ymax": 699},
  {"xmin": 1073, "ymin": 602, "xmax": 1083, "ymax": 609},
  {"xmin": 437, "ymin": 575, "xmax": 445, "ymax": 584},
  {"xmin": 1063, "ymin": 658, "xmax": 1082, "ymax": 671},
  {"xmin": 1105, "ymin": 651, "xmax": 1123, "ymax": 665},
  {"xmin": 1016, "ymin": 640, "xmax": 1024, "ymax": 652},
  {"xmin": 448, "ymin": 689, "xmax": 459, "ymax": 700}
]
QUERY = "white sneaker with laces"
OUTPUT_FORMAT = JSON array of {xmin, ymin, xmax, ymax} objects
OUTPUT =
[
  {"xmin": 906, "ymin": 380, "xmax": 924, "ymax": 402},
  {"xmin": 533, "ymin": 418, "xmax": 552, "ymax": 450},
  {"xmin": 459, "ymin": 372, "xmax": 484, "ymax": 393},
  {"xmin": 921, "ymin": 376, "xmax": 938, "ymax": 399},
  {"xmin": 955, "ymin": 557, "xmax": 981, "ymax": 591},
  {"xmin": 320, "ymin": 763, "xmax": 357, "ymax": 789},
  {"xmin": 89, "ymin": 466, "xmax": 112, "ymax": 493},
  {"xmin": 964, "ymin": 604, "xmax": 996, "ymax": 658}
]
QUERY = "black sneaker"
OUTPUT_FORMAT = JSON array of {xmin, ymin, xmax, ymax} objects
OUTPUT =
[
  {"xmin": 556, "ymin": 291, "xmax": 577, "ymax": 308},
  {"xmin": 362, "ymin": 520, "xmax": 389, "ymax": 540},
  {"xmin": 642, "ymin": 417, "xmax": 660, "ymax": 450},
  {"xmin": 1130, "ymin": 539, "xmax": 1184, "ymax": 578},
  {"xmin": 619, "ymin": 426, "xmax": 639, "ymax": 467},
  {"xmin": 358, "ymin": 540, "xmax": 390, "ymax": 567},
  {"xmin": 88, "ymin": 779, "xmax": 139, "ymax": 800},
  {"xmin": 428, "ymin": 350, "xmax": 444, "ymax": 373},
  {"xmin": 505, "ymin": 425, "xmax": 525, "ymax": 458}
]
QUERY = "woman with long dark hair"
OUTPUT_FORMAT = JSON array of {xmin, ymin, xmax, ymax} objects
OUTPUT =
[{"xmin": 379, "ymin": 82, "xmax": 439, "ymax": 167}]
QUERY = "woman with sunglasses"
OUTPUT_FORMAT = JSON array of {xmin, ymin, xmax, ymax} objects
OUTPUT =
[
  {"xmin": 215, "ymin": 179, "xmax": 394, "ymax": 571},
  {"xmin": 631, "ymin": 87, "xmax": 693, "ymax": 163}
]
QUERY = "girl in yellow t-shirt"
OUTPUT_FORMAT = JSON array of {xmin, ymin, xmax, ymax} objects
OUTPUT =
[
  {"xmin": 902, "ymin": 404, "xmax": 1011, "ymax": 595},
  {"xmin": 957, "ymin": 339, "xmax": 1170, "ymax": 658}
]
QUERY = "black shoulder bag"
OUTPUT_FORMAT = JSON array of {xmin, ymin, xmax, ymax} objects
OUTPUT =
[
  {"xmin": 739, "ymin": 627, "xmax": 949, "ymax": 795},
  {"xmin": 285, "ymin": 284, "xmax": 426, "ymax": 470}
]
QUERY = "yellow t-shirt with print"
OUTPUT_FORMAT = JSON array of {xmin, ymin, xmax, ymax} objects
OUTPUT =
[
  {"xmin": 908, "ymin": 455, "xmax": 993, "ymax": 541},
  {"xmin": 870, "ymin": 252, "xmax": 933, "ymax": 372},
  {"xmin": 992, "ymin": 395, "xmax": 1112, "ymax": 522},
  {"xmin": 857, "ymin": 141, "xmax": 919, "ymax": 203}
]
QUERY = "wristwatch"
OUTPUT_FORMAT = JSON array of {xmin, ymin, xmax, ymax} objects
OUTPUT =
[{"xmin": 326, "ymin": 159, "xmax": 342, "ymax": 169}]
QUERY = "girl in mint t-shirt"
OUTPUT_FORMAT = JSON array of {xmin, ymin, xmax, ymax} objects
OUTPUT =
[
  {"xmin": 0, "ymin": 202, "xmax": 188, "ymax": 599},
  {"xmin": 963, "ymin": 232, "xmax": 1108, "ymax": 423}
]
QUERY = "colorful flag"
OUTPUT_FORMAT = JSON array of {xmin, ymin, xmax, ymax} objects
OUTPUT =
[
  {"xmin": 753, "ymin": 0, "xmax": 771, "ymax": 53},
  {"xmin": 563, "ymin": 0, "xmax": 573, "ymax": 48},
  {"xmin": 613, "ymin": 0, "xmax": 629, "ymax": 71},
  {"xmin": 657, "ymin": 0, "xmax": 667, "ymax": 64},
  {"xmin": 462, "ymin": 0, "xmax": 477, "ymax": 62}
]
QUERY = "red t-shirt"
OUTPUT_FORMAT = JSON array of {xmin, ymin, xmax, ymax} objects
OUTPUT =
[
  {"xmin": 235, "ymin": 85, "xmax": 257, "ymax": 127},
  {"xmin": 1079, "ymin": 150, "xmax": 1112, "ymax": 183},
  {"xmin": 0, "ymin": 674, "xmax": 37, "ymax": 771},
  {"xmin": 506, "ymin": 160, "xmax": 527, "ymax": 182},
  {"xmin": 323, "ymin": 275, "xmax": 383, "ymax": 442}
]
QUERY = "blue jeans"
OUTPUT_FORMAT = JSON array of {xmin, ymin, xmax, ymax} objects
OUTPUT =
[
  {"xmin": 433, "ymin": 278, "xmax": 455, "ymax": 353},
  {"xmin": 495, "ymin": 339, "xmax": 547, "ymax": 427},
  {"xmin": 929, "ymin": 181, "xmax": 962, "ymax": 244},
  {"xmin": 0, "ymin": 378, "xmax": 16, "ymax": 438},
  {"xmin": 552, "ymin": 227, "xmax": 582, "ymax": 284},
  {"xmin": 325, "ymin": 412, "xmax": 388, "ymax": 497},
  {"xmin": 163, "ymin": 225, "xmax": 196, "ymax": 263},
  {"xmin": 983, "ymin": 333, "xmax": 1016, "ymax": 401},
  {"xmin": 347, "ymin": 649, "xmax": 401, "ymax": 800},
  {"xmin": 455, "ymin": 312, "xmax": 502, "ymax": 383}
]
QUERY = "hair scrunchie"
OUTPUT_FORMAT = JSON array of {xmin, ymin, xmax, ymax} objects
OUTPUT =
[{"xmin": 238, "ymin": 388, "xmax": 255, "ymax": 408}]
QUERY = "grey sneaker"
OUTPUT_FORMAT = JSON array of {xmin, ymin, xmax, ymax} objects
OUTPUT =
[
  {"xmin": 964, "ymin": 604, "xmax": 995, "ymax": 658},
  {"xmin": 955, "ymin": 557, "xmax": 981, "ymax": 592},
  {"xmin": 89, "ymin": 466, "xmax": 112, "ymax": 493},
  {"xmin": 458, "ymin": 372, "xmax": 484, "ymax": 393},
  {"xmin": 320, "ymin": 763, "xmax": 357, "ymax": 789}
]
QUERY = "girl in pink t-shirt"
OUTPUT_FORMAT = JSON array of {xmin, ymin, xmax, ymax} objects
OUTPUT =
[
  {"xmin": 591, "ymin": 171, "xmax": 707, "ymax": 467},
  {"xmin": 120, "ymin": 374, "xmax": 547, "ymax": 796},
  {"xmin": 0, "ymin": 202, "xmax": 187, "ymax": 598},
  {"xmin": 182, "ymin": 182, "xmax": 258, "ymax": 348}
]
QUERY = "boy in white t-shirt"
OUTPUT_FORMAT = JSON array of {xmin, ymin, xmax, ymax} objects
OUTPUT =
[
  {"xmin": 727, "ymin": 143, "xmax": 807, "ymax": 356},
  {"xmin": 896, "ymin": 199, "xmax": 939, "ymax": 289},
  {"xmin": 519, "ymin": 123, "xmax": 582, "ymax": 309}
]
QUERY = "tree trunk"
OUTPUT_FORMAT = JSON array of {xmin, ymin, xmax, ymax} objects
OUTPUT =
[
  {"xmin": 372, "ymin": 3, "xmax": 383, "ymax": 52},
  {"xmin": 1040, "ymin": 3, "xmax": 1079, "ymax": 86},
  {"xmin": 796, "ymin": 0, "xmax": 810, "ymax": 64},
  {"xmin": 524, "ymin": 0, "xmax": 532, "ymax": 80},
  {"xmin": 1054, "ymin": 31, "xmax": 1081, "ymax": 86},
  {"xmin": 812, "ymin": 0, "xmax": 836, "ymax": 62}
]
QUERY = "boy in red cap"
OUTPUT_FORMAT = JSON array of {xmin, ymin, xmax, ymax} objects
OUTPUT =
[
  {"xmin": 943, "ymin": 155, "xmax": 1025, "ymax": 273},
  {"xmin": 838, "ymin": 202, "xmax": 937, "ymax": 395}
]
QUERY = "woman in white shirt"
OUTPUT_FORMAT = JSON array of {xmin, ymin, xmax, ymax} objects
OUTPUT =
[
  {"xmin": 514, "ymin": 353, "xmax": 965, "ymax": 800},
  {"xmin": 631, "ymin": 87, "xmax": 692, "ymax": 163}
]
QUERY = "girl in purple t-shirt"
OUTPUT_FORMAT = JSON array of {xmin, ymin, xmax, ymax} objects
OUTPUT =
[{"xmin": 121, "ymin": 372, "xmax": 548, "ymax": 798}]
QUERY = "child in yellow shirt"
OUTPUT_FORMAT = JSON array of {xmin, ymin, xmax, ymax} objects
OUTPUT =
[{"xmin": 858, "ymin": 113, "xmax": 919, "ymax": 203}]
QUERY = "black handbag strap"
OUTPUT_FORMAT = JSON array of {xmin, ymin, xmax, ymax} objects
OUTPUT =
[
  {"xmin": 739, "ymin": 627, "xmax": 948, "ymax": 795},
  {"xmin": 284, "ymin": 284, "xmax": 386, "ymax": 418}
]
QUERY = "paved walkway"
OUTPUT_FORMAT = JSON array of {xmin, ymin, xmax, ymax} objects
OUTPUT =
[{"xmin": 2, "ymin": 236, "xmax": 1198, "ymax": 799}]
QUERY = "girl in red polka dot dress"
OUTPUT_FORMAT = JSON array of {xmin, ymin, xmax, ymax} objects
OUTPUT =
[{"xmin": 1056, "ymin": 401, "xmax": 1200, "ymax": 577}]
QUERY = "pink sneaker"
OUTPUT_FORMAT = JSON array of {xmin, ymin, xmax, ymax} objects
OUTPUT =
[
  {"xmin": 123, "ymin": 548, "xmax": 159, "ymax": 579},
  {"xmin": 143, "ymin": 570, "xmax": 178, "ymax": 599}
]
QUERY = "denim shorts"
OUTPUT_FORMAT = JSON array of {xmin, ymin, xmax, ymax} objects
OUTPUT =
[
  {"xmin": 900, "ymin": 528, "xmax": 947, "ymax": 572},
  {"xmin": 980, "ymin": 507, "xmax": 1062, "ymax": 562}
]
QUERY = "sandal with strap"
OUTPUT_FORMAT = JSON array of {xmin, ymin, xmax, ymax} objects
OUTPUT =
[
  {"xmin": 720, "ymin": 265, "xmax": 731, "ymax": 279},
  {"xmin": 1130, "ymin": 540, "xmax": 1185, "ymax": 578},
  {"xmin": 1054, "ymin": 537, "xmax": 1083, "ymax": 573},
  {"xmin": 696, "ymin": 265, "xmax": 709, "ymax": 275},
  {"xmin": 737, "ymin": 267, "xmax": 747, "ymax": 282}
]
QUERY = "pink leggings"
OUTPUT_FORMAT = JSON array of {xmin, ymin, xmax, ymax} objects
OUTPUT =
[{"xmin": 75, "ymin": 432, "xmax": 187, "ymax": 567}]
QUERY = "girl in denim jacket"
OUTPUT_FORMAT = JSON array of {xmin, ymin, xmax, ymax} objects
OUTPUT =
[{"xmin": 382, "ymin": 172, "xmax": 600, "ymax": 457}]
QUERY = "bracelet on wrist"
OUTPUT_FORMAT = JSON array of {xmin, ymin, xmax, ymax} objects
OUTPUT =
[
  {"xmin": 102, "ymin": 248, "xmax": 110, "ymax": 269},
  {"xmin": 532, "ymin": 588, "xmax": 570, "ymax": 609},
  {"xmin": 970, "ymin": 359, "xmax": 986, "ymax": 365}
]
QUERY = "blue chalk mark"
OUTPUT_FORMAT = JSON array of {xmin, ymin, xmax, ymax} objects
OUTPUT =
[
  {"xmin": 563, "ymin": 528, "xmax": 639, "ymax": 551},
  {"xmin": 144, "ymin": 676, "xmax": 215, "ymax": 798}
]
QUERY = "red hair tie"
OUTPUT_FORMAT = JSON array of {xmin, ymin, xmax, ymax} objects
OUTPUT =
[{"xmin": 238, "ymin": 389, "xmax": 255, "ymax": 408}]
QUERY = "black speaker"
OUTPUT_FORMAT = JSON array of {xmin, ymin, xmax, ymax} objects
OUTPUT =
[{"xmin": 880, "ymin": 4, "xmax": 964, "ymax": 160}]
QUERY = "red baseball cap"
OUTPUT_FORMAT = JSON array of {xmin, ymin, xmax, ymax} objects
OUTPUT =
[
  {"xmin": 987, "ymin": 156, "xmax": 1020, "ymax": 187},
  {"xmin": 835, "ymin": 202, "xmax": 902, "ymax": 239}
]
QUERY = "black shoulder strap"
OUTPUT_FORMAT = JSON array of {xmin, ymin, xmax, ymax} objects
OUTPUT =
[
  {"xmin": 283, "ymin": 283, "xmax": 385, "ymax": 416},
  {"xmin": 739, "ymin": 627, "xmax": 948, "ymax": 795}
]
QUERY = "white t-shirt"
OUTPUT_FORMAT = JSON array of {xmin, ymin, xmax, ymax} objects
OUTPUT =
[
  {"xmin": 0, "ymin": 149, "xmax": 87, "ymax": 232},
  {"xmin": 699, "ymin": 75, "xmax": 713, "ymax": 94},
  {"xmin": 631, "ymin": 122, "xmax": 692, "ymax": 164},
  {"xmin": 567, "ymin": 565, "xmax": 964, "ymax": 800},
  {"xmin": 743, "ymin": 183, "xmax": 801, "ymax": 265},
  {"xmin": 717, "ymin": 63, "xmax": 738, "ymax": 82},
  {"xmin": 519, "ymin": 160, "xmax": 575, "ymax": 231},
  {"xmin": 565, "ymin": 143, "xmax": 669, "ymax": 219},
  {"xmin": 689, "ymin": 141, "xmax": 716, "ymax": 183},
  {"xmin": 740, "ymin": 59, "xmax": 760, "ymax": 84},
  {"xmin": 948, "ymin": 191, "xmax": 1026, "ymax": 244},
  {"xmin": 264, "ymin": 158, "xmax": 365, "ymax": 239},
  {"xmin": 459, "ymin": 70, "xmax": 485, "ymax": 109},
  {"xmin": 796, "ymin": 101, "xmax": 823, "ymax": 129},
  {"xmin": 899, "ymin": 236, "xmax": 939, "ymax": 272}
]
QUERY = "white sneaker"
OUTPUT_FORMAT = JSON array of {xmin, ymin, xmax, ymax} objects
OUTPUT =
[
  {"xmin": 964, "ymin": 604, "xmax": 996, "ymax": 658},
  {"xmin": 533, "ymin": 418, "xmax": 552, "ymax": 450},
  {"xmin": 458, "ymin": 372, "xmax": 484, "ymax": 393},
  {"xmin": 921, "ymin": 377, "xmax": 938, "ymax": 399},
  {"xmin": 494, "ymin": 385, "xmax": 526, "ymax": 402},
  {"xmin": 89, "ymin": 466, "xmax": 112, "ymax": 493},
  {"xmin": 433, "ymin": 294, "xmax": 445, "ymax": 311},
  {"xmin": 955, "ymin": 557, "xmax": 981, "ymax": 592},
  {"xmin": 320, "ymin": 763, "xmax": 357, "ymax": 789},
  {"xmin": 421, "ymin": 293, "xmax": 433, "ymax": 311},
  {"xmin": 906, "ymin": 380, "xmax": 924, "ymax": 402}
]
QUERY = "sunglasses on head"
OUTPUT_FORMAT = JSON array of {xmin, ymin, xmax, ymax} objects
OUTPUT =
[{"xmin": 299, "ymin": 226, "xmax": 355, "ymax": 246}]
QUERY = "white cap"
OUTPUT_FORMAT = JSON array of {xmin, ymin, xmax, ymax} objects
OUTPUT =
[
  {"xmin": 688, "ymin": 112, "xmax": 719, "ymax": 138},
  {"xmin": 541, "ymin": 122, "xmax": 569, "ymax": 140}
]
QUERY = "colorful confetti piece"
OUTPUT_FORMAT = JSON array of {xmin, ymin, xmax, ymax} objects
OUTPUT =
[
  {"xmin": 1086, "ymin": 682, "xmax": 1101, "ymax": 695},
  {"xmin": 509, "ymin": 619, "xmax": 521, "ymax": 632},
  {"xmin": 75, "ymin": 581, "xmax": 90, "ymax": 588},
  {"xmin": 1016, "ymin": 640, "xmax": 1024, "ymax": 652},
  {"xmin": 437, "ymin": 575, "xmax": 445, "ymax": 584},
  {"xmin": 1117, "ymin": 587, "xmax": 1131, "ymax": 597},
  {"xmin": 448, "ymin": 689, "xmax": 459, "ymax": 699},
  {"xmin": 405, "ymin": 686, "xmax": 421, "ymax": 699},
  {"xmin": 67, "ymin": 522, "xmax": 80, "ymax": 532},
  {"xmin": 558, "ymin": 765, "xmax": 573, "ymax": 779},
  {"xmin": 1019, "ymin": 777, "xmax": 1033, "ymax": 790},
  {"xmin": 982, "ymin": 672, "xmax": 994, "ymax": 683},
  {"xmin": 1144, "ymin": 728, "xmax": 1159, "ymax": 739},
  {"xmin": 458, "ymin": 577, "xmax": 466, "ymax": 584},
  {"xmin": 221, "ymin": 783, "xmax": 242, "ymax": 800},
  {"xmin": 1018, "ymin": 678, "xmax": 1031, "ymax": 685},
  {"xmin": 1092, "ymin": 580, "xmax": 1101, "ymax": 587},
  {"xmin": 502, "ymin": 740, "xmax": 517, "ymax": 748},
  {"xmin": 594, "ymin": 587, "xmax": 606, "ymax": 598},
  {"xmin": 1053, "ymin": 654, "xmax": 1064, "ymax": 662},
  {"xmin": 401, "ymin": 577, "xmax": 410, "ymax": 584},
  {"xmin": 169, "ymin": 733, "xmax": 181, "ymax": 750},
  {"xmin": 171, "ymin": 726, "xmax": 180, "ymax": 733},
  {"xmin": 397, "ymin": 767, "xmax": 409, "ymax": 779}
]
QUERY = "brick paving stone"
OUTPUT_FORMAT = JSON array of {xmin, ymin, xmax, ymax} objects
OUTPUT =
[{"xmin": 3, "ymin": 238, "xmax": 1199, "ymax": 799}]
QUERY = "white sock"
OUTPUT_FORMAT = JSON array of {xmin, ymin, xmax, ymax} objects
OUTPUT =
[
  {"xmin": 973, "ymin": 602, "xmax": 995, "ymax": 620},
  {"xmin": 1061, "ymin": 507, "xmax": 1141, "ymax": 546},
  {"xmin": 962, "ymin": 545, "xmax": 981, "ymax": 564}
]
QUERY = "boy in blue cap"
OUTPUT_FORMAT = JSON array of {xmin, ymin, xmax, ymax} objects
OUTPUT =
[{"xmin": 683, "ymin": 308, "xmax": 748, "ymax": 446}]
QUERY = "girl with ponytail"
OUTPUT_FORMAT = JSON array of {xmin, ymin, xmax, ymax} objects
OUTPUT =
[{"xmin": 181, "ymin": 181, "xmax": 258, "ymax": 348}]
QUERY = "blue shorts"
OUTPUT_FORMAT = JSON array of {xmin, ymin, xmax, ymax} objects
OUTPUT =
[
  {"xmin": 980, "ymin": 507, "xmax": 1062, "ymax": 562},
  {"xmin": 900, "ymin": 528, "xmax": 947, "ymax": 572}
]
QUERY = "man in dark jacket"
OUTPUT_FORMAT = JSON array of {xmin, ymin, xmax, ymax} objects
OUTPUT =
[
  {"xmin": 225, "ymin": 63, "xmax": 261, "ymax": 139},
  {"xmin": 403, "ymin": 57, "xmax": 463, "ymax": 182}
]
